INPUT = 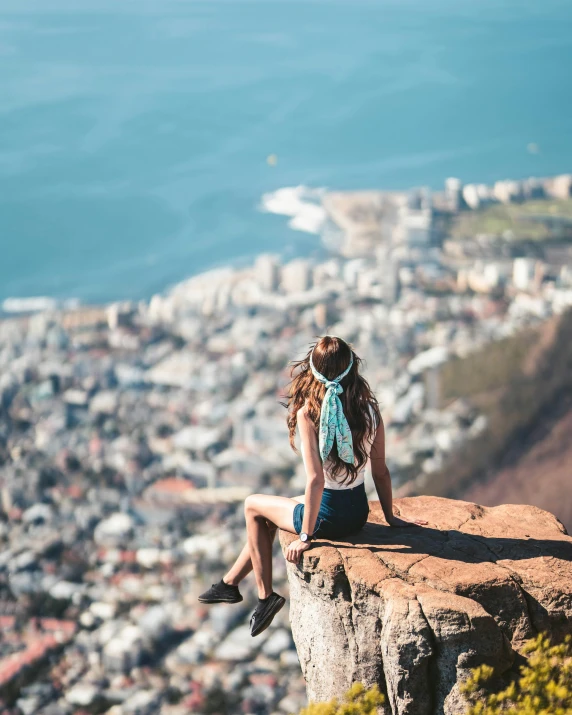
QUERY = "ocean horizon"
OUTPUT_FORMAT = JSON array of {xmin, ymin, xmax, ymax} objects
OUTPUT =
[{"xmin": 1, "ymin": 0, "xmax": 571, "ymax": 305}]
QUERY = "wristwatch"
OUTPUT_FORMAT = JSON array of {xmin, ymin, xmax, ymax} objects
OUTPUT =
[{"xmin": 300, "ymin": 532, "xmax": 313, "ymax": 543}]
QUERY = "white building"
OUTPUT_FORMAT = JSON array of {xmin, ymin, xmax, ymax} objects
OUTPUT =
[
  {"xmin": 378, "ymin": 252, "xmax": 400, "ymax": 305},
  {"xmin": 312, "ymin": 259, "xmax": 341, "ymax": 286},
  {"xmin": 281, "ymin": 259, "xmax": 312, "ymax": 293},
  {"xmin": 255, "ymin": 254, "xmax": 280, "ymax": 293},
  {"xmin": 445, "ymin": 177, "xmax": 463, "ymax": 211},
  {"xmin": 483, "ymin": 262, "xmax": 511, "ymax": 289},
  {"xmin": 103, "ymin": 625, "xmax": 144, "ymax": 672},
  {"xmin": 493, "ymin": 180, "xmax": 523, "ymax": 204},
  {"xmin": 545, "ymin": 174, "xmax": 572, "ymax": 200},
  {"xmin": 394, "ymin": 194, "xmax": 433, "ymax": 247},
  {"xmin": 462, "ymin": 183, "xmax": 496, "ymax": 210},
  {"xmin": 513, "ymin": 257, "xmax": 537, "ymax": 291},
  {"xmin": 343, "ymin": 259, "xmax": 366, "ymax": 288}
]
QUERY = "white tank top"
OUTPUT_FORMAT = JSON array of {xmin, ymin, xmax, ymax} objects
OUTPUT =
[{"xmin": 309, "ymin": 404, "xmax": 379, "ymax": 491}]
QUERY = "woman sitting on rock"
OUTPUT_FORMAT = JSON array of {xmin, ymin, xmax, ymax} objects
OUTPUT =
[{"xmin": 199, "ymin": 335, "xmax": 426, "ymax": 636}]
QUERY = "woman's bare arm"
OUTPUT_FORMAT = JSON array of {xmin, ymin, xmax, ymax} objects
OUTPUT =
[
  {"xmin": 298, "ymin": 407, "xmax": 325, "ymax": 537},
  {"xmin": 370, "ymin": 416, "xmax": 427, "ymax": 527},
  {"xmin": 285, "ymin": 408, "xmax": 325, "ymax": 563}
]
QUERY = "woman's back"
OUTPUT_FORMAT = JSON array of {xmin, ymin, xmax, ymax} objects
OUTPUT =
[
  {"xmin": 322, "ymin": 403, "xmax": 378, "ymax": 489},
  {"xmin": 287, "ymin": 336, "xmax": 380, "ymax": 488}
]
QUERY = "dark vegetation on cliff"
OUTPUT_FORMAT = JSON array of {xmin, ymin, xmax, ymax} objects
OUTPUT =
[{"xmin": 416, "ymin": 308, "xmax": 572, "ymax": 531}]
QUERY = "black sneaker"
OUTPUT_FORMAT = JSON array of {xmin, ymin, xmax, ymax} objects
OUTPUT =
[
  {"xmin": 249, "ymin": 592, "xmax": 286, "ymax": 637},
  {"xmin": 198, "ymin": 580, "xmax": 243, "ymax": 604}
]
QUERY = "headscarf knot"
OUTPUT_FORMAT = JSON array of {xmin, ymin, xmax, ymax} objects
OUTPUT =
[{"xmin": 309, "ymin": 353, "xmax": 354, "ymax": 464}]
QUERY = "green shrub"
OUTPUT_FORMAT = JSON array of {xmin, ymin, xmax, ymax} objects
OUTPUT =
[
  {"xmin": 297, "ymin": 635, "xmax": 572, "ymax": 715},
  {"xmin": 297, "ymin": 682, "xmax": 385, "ymax": 715},
  {"xmin": 462, "ymin": 634, "xmax": 572, "ymax": 715}
]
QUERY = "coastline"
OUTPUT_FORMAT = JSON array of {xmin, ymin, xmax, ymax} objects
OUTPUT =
[{"xmin": 3, "ymin": 170, "xmax": 572, "ymax": 317}]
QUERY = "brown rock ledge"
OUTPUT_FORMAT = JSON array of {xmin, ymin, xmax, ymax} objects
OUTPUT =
[{"xmin": 280, "ymin": 496, "xmax": 572, "ymax": 715}]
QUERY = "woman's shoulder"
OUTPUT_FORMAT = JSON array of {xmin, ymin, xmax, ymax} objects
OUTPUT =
[
  {"xmin": 296, "ymin": 405, "xmax": 318, "ymax": 444},
  {"xmin": 364, "ymin": 398, "xmax": 381, "ymax": 422}
]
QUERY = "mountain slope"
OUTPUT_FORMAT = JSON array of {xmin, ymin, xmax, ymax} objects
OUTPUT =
[
  {"xmin": 411, "ymin": 309, "xmax": 572, "ymax": 534},
  {"xmin": 463, "ymin": 395, "xmax": 572, "ymax": 532}
]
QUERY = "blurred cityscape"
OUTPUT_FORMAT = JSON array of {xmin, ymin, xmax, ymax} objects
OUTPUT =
[{"xmin": 1, "ymin": 172, "xmax": 572, "ymax": 714}]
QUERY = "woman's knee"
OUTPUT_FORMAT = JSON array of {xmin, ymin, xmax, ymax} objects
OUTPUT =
[
  {"xmin": 244, "ymin": 494, "xmax": 262, "ymax": 518},
  {"xmin": 245, "ymin": 496, "xmax": 277, "ymax": 529}
]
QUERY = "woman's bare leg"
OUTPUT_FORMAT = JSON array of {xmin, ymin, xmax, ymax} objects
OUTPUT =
[
  {"xmin": 223, "ymin": 495, "xmax": 299, "ymax": 598},
  {"xmin": 223, "ymin": 495, "xmax": 305, "ymax": 590},
  {"xmin": 224, "ymin": 495, "xmax": 306, "ymax": 587},
  {"xmin": 224, "ymin": 522, "xmax": 276, "ymax": 586},
  {"xmin": 224, "ymin": 541, "xmax": 252, "ymax": 586}
]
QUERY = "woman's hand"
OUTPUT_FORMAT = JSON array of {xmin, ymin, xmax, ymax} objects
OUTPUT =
[
  {"xmin": 286, "ymin": 539, "xmax": 311, "ymax": 563},
  {"xmin": 386, "ymin": 513, "xmax": 428, "ymax": 527}
]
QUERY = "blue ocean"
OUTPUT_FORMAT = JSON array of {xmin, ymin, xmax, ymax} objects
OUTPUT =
[{"xmin": 0, "ymin": 0, "xmax": 571, "ymax": 303}]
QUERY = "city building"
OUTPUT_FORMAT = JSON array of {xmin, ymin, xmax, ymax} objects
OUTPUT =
[
  {"xmin": 281, "ymin": 259, "xmax": 313, "ymax": 294},
  {"xmin": 513, "ymin": 257, "xmax": 537, "ymax": 292},
  {"xmin": 255, "ymin": 254, "xmax": 281, "ymax": 293}
]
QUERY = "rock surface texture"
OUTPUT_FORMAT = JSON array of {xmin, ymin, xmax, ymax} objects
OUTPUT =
[{"xmin": 280, "ymin": 497, "xmax": 572, "ymax": 715}]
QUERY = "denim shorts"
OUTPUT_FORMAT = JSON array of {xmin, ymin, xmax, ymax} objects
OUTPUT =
[{"xmin": 293, "ymin": 482, "xmax": 370, "ymax": 540}]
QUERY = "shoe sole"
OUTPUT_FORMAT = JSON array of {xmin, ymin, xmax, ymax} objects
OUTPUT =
[
  {"xmin": 250, "ymin": 596, "xmax": 286, "ymax": 637},
  {"xmin": 198, "ymin": 595, "xmax": 243, "ymax": 604}
]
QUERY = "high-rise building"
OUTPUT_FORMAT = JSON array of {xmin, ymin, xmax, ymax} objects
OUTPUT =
[
  {"xmin": 313, "ymin": 303, "xmax": 329, "ymax": 330},
  {"xmin": 395, "ymin": 207, "xmax": 432, "ymax": 247},
  {"xmin": 425, "ymin": 368, "xmax": 441, "ymax": 411},
  {"xmin": 343, "ymin": 259, "xmax": 365, "ymax": 288},
  {"xmin": 281, "ymin": 259, "xmax": 312, "ymax": 294},
  {"xmin": 462, "ymin": 183, "xmax": 495, "ymax": 210},
  {"xmin": 513, "ymin": 258, "xmax": 537, "ymax": 291},
  {"xmin": 383, "ymin": 258, "xmax": 400, "ymax": 305},
  {"xmin": 391, "ymin": 189, "xmax": 434, "ymax": 248},
  {"xmin": 493, "ymin": 180, "xmax": 523, "ymax": 204},
  {"xmin": 545, "ymin": 174, "xmax": 572, "ymax": 200},
  {"xmin": 254, "ymin": 254, "xmax": 280, "ymax": 293},
  {"xmin": 377, "ymin": 248, "xmax": 400, "ymax": 305},
  {"xmin": 445, "ymin": 177, "xmax": 463, "ymax": 212},
  {"xmin": 312, "ymin": 259, "xmax": 340, "ymax": 286}
]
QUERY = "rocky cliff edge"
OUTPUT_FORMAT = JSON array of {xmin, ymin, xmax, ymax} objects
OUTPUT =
[{"xmin": 280, "ymin": 496, "xmax": 572, "ymax": 715}]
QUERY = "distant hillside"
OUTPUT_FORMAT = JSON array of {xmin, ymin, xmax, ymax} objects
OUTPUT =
[
  {"xmin": 414, "ymin": 308, "xmax": 572, "ymax": 532},
  {"xmin": 463, "ymin": 394, "xmax": 572, "ymax": 532}
]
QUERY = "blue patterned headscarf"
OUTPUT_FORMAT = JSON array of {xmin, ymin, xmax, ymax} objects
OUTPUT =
[{"xmin": 309, "ymin": 351, "xmax": 354, "ymax": 464}]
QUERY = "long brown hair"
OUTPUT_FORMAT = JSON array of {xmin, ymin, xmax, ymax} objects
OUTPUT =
[{"xmin": 286, "ymin": 336, "xmax": 380, "ymax": 484}]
